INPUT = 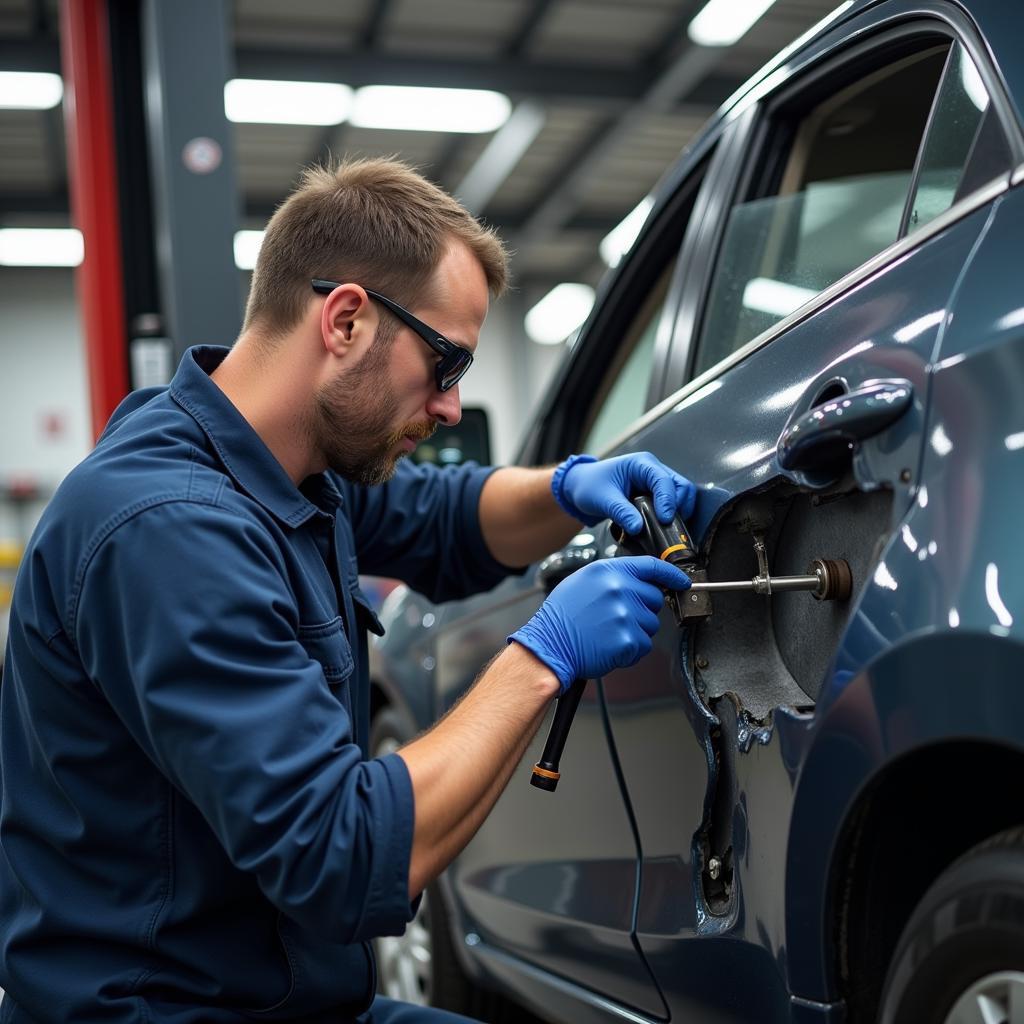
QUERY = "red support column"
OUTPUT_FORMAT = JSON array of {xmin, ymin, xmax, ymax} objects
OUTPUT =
[{"xmin": 60, "ymin": 0, "xmax": 129, "ymax": 442}]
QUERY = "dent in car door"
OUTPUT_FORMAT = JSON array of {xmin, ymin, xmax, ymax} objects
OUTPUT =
[{"xmin": 599, "ymin": 28, "xmax": 1014, "ymax": 1023}]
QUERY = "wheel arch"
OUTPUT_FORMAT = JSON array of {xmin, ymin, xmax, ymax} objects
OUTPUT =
[{"xmin": 784, "ymin": 630, "xmax": 1024, "ymax": 1014}]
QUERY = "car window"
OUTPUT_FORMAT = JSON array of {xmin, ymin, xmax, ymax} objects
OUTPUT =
[
  {"xmin": 581, "ymin": 258, "xmax": 677, "ymax": 454},
  {"xmin": 694, "ymin": 44, "xmax": 951, "ymax": 378},
  {"xmin": 905, "ymin": 44, "xmax": 1012, "ymax": 235}
]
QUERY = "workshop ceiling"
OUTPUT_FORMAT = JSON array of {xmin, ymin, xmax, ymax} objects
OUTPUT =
[{"xmin": 0, "ymin": 0, "xmax": 837, "ymax": 288}]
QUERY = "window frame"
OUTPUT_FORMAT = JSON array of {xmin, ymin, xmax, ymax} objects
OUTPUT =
[
  {"xmin": 899, "ymin": 40, "xmax": 1010, "ymax": 238},
  {"xmin": 652, "ymin": 8, "xmax": 1023, "ymax": 410},
  {"xmin": 519, "ymin": 130, "xmax": 722, "ymax": 467}
]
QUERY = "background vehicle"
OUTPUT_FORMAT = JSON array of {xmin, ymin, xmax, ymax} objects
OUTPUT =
[{"xmin": 370, "ymin": 1, "xmax": 1024, "ymax": 1020}]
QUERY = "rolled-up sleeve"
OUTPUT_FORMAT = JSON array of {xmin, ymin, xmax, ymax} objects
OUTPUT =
[
  {"xmin": 73, "ymin": 500, "xmax": 415, "ymax": 942},
  {"xmin": 340, "ymin": 460, "xmax": 523, "ymax": 603}
]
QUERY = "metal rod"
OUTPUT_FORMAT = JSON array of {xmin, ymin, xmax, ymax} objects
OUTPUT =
[{"xmin": 689, "ymin": 573, "xmax": 821, "ymax": 594}]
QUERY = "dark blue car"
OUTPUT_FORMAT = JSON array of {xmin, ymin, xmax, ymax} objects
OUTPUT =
[{"xmin": 368, "ymin": 2, "xmax": 1024, "ymax": 1021}]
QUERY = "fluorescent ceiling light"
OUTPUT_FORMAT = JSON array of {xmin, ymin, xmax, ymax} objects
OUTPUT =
[
  {"xmin": 525, "ymin": 283, "xmax": 595, "ymax": 346},
  {"xmin": 742, "ymin": 277, "xmax": 815, "ymax": 318},
  {"xmin": 600, "ymin": 197, "xmax": 654, "ymax": 268},
  {"xmin": 224, "ymin": 79, "xmax": 352, "ymax": 125},
  {"xmin": 0, "ymin": 71, "xmax": 63, "ymax": 110},
  {"xmin": 234, "ymin": 230, "xmax": 264, "ymax": 270},
  {"xmin": 688, "ymin": 0, "xmax": 778, "ymax": 47},
  {"xmin": 350, "ymin": 86, "xmax": 511, "ymax": 133},
  {"xmin": 0, "ymin": 228, "xmax": 83, "ymax": 267}
]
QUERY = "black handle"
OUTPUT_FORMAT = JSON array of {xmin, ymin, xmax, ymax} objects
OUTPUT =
[
  {"xmin": 530, "ymin": 678, "xmax": 586, "ymax": 792},
  {"xmin": 610, "ymin": 494, "xmax": 701, "ymax": 570},
  {"xmin": 777, "ymin": 380, "xmax": 913, "ymax": 474},
  {"xmin": 530, "ymin": 494, "xmax": 699, "ymax": 793}
]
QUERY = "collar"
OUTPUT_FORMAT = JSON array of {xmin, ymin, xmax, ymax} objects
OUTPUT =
[{"xmin": 169, "ymin": 345, "xmax": 340, "ymax": 528}]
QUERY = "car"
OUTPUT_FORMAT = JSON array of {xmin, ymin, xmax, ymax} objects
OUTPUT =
[{"xmin": 367, "ymin": 1, "xmax": 1024, "ymax": 1021}]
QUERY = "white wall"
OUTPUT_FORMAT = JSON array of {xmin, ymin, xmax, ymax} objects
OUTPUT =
[
  {"xmin": 0, "ymin": 270, "xmax": 568, "ymax": 524},
  {"xmin": 466, "ymin": 293, "xmax": 570, "ymax": 465},
  {"xmin": 0, "ymin": 269, "xmax": 92, "ymax": 545}
]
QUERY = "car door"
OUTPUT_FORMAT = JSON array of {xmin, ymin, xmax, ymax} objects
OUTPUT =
[
  {"xmin": 434, "ymin": 129, "xmax": 738, "ymax": 1017},
  {"xmin": 588, "ymin": 8, "xmax": 1018, "ymax": 1022}
]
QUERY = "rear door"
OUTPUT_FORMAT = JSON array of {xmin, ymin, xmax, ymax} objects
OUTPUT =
[{"xmin": 593, "ymin": 9, "xmax": 1019, "ymax": 1020}]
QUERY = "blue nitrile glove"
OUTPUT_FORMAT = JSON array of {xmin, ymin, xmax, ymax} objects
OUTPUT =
[
  {"xmin": 508, "ymin": 556, "xmax": 691, "ymax": 693},
  {"xmin": 553, "ymin": 452, "xmax": 697, "ymax": 534}
]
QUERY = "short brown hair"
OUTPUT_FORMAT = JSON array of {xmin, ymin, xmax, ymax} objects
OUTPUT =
[{"xmin": 243, "ymin": 157, "xmax": 509, "ymax": 336}]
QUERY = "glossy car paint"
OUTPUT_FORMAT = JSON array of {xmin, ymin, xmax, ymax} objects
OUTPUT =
[
  {"xmin": 368, "ymin": 1, "xmax": 1024, "ymax": 1020},
  {"xmin": 604, "ymin": 210, "xmax": 993, "ymax": 1022}
]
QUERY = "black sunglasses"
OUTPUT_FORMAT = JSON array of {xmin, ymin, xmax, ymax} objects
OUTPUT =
[{"xmin": 311, "ymin": 279, "xmax": 473, "ymax": 392}]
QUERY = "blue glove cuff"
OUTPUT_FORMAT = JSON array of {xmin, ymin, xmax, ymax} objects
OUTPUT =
[
  {"xmin": 551, "ymin": 454, "xmax": 599, "ymax": 525},
  {"xmin": 507, "ymin": 632, "xmax": 574, "ymax": 694}
]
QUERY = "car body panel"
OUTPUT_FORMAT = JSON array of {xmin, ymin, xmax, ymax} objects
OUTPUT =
[
  {"xmin": 594, "ymin": 201, "xmax": 990, "ymax": 1022},
  {"xmin": 785, "ymin": 183, "xmax": 1024, "ymax": 1001}
]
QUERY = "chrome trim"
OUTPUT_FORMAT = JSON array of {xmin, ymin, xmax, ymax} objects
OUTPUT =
[
  {"xmin": 599, "ymin": 172, "xmax": 1012, "ymax": 458},
  {"xmin": 1012, "ymin": 162, "xmax": 1024, "ymax": 188}
]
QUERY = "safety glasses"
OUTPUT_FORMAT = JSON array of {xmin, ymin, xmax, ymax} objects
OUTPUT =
[{"xmin": 311, "ymin": 279, "xmax": 473, "ymax": 392}]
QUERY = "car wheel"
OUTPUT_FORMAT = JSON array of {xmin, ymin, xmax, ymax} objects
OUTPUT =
[{"xmin": 879, "ymin": 827, "xmax": 1024, "ymax": 1024}]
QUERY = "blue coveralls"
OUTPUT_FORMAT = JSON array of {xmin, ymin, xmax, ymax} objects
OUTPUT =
[{"xmin": 0, "ymin": 347, "xmax": 513, "ymax": 1023}]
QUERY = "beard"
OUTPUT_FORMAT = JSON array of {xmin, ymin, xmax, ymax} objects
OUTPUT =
[{"xmin": 311, "ymin": 335, "xmax": 436, "ymax": 486}]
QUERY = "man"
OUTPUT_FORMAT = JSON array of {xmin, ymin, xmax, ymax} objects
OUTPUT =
[{"xmin": 0, "ymin": 159, "xmax": 692, "ymax": 1023}]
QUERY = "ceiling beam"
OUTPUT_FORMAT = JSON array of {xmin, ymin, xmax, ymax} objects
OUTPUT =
[
  {"xmin": 511, "ymin": 37, "xmax": 725, "ymax": 252},
  {"xmin": 234, "ymin": 48, "xmax": 646, "ymax": 102},
  {"xmin": 0, "ymin": 189, "xmax": 622, "ymax": 235},
  {"xmin": 360, "ymin": 0, "xmax": 392, "ymax": 47},
  {"xmin": 0, "ymin": 37, "xmax": 60, "ymax": 73},
  {"xmin": 455, "ymin": 101, "xmax": 545, "ymax": 216},
  {"xmin": 0, "ymin": 190, "xmax": 68, "ymax": 216},
  {"xmin": 428, "ymin": 133, "xmax": 473, "ymax": 191},
  {"xmin": 30, "ymin": 0, "xmax": 49, "ymax": 35},
  {"xmin": 2, "ymin": 36, "xmax": 658, "ymax": 103},
  {"xmin": 506, "ymin": 0, "xmax": 553, "ymax": 56}
]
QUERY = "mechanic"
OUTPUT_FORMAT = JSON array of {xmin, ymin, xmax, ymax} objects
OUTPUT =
[{"xmin": 0, "ymin": 158, "xmax": 693, "ymax": 1024}]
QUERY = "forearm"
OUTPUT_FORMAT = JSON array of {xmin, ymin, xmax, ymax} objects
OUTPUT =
[
  {"xmin": 478, "ymin": 465, "xmax": 581, "ymax": 567},
  {"xmin": 397, "ymin": 643, "xmax": 559, "ymax": 897}
]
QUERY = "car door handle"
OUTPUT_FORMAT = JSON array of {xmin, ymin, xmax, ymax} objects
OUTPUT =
[
  {"xmin": 536, "ymin": 542, "xmax": 600, "ymax": 593},
  {"xmin": 777, "ymin": 380, "xmax": 913, "ymax": 474}
]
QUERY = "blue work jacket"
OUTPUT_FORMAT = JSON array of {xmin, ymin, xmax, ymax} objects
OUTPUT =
[{"xmin": 0, "ymin": 346, "xmax": 512, "ymax": 1022}]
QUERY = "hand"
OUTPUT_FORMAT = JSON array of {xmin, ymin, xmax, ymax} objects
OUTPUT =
[
  {"xmin": 508, "ymin": 557, "xmax": 691, "ymax": 693},
  {"xmin": 555, "ymin": 452, "xmax": 696, "ymax": 534}
]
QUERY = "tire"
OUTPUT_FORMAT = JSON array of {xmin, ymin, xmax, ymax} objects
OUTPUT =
[
  {"xmin": 879, "ymin": 826, "xmax": 1024, "ymax": 1024},
  {"xmin": 370, "ymin": 706, "xmax": 546, "ymax": 1023}
]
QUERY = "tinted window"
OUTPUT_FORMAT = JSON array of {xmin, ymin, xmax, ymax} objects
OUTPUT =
[
  {"xmin": 695, "ymin": 45, "xmax": 950, "ymax": 377},
  {"xmin": 581, "ymin": 258, "xmax": 676, "ymax": 453},
  {"xmin": 905, "ymin": 44, "xmax": 1011, "ymax": 234}
]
